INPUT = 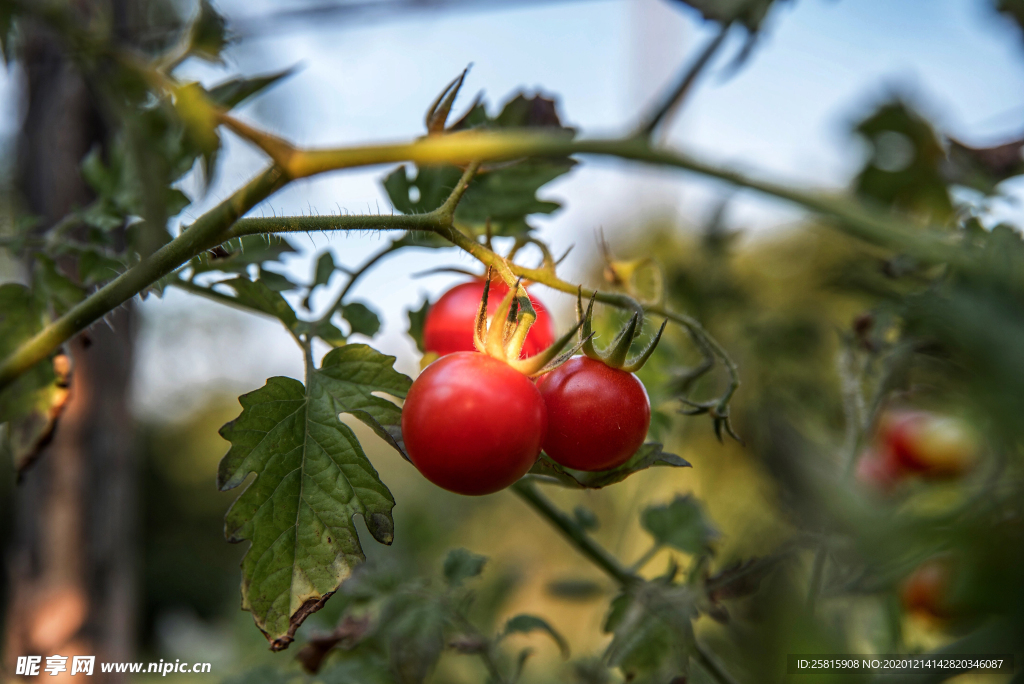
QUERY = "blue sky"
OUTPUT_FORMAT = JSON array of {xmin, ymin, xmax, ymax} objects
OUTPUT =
[{"xmin": 3, "ymin": 0, "xmax": 1023, "ymax": 416}]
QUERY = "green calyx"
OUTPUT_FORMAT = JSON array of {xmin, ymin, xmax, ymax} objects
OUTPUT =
[
  {"xmin": 577, "ymin": 288, "xmax": 666, "ymax": 373},
  {"xmin": 472, "ymin": 268, "xmax": 589, "ymax": 377}
]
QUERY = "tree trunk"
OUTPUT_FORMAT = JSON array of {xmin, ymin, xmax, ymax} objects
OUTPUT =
[{"xmin": 4, "ymin": 16, "xmax": 137, "ymax": 683}]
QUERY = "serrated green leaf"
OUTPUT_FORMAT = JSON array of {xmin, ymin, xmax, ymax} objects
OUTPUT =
[
  {"xmin": 501, "ymin": 614, "xmax": 570, "ymax": 659},
  {"xmin": 314, "ymin": 344, "xmax": 411, "ymax": 457},
  {"xmin": 454, "ymin": 157, "xmax": 576, "ymax": 236},
  {"xmin": 208, "ymin": 67, "xmax": 296, "ymax": 110},
  {"xmin": 529, "ymin": 442, "xmax": 690, "ymax": 489},
  {"xmin": 342, "ymin": 302, "xmax": 381, "ymax": 338},
  {"xmin": 641, "ymin": 494, "xmax": 718, "ymax": 555},
  {"xmin": 383, "ymin": 91, "xmax": 576, "ymax": 238},
  {"xmin": 217, "ymin": 344, "xmax": 411, "ymax": 650},
  {"xmin": 0, "ymin": 284, "xmax": 70, "ymax": 473},
  {"xmin": 407, "ymin": 298, "xmax": 431, "ymax": 353},
  {"xmin": 443, "ymin": 548, "xmax": 487, "ymax": 587}
]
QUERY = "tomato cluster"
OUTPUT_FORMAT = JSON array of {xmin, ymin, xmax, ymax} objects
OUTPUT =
[
  {"xmin": 402, "ymin": 280, "xmax": 654, "ymax": 495},
  {"xmin": 856, "ymin": 410, "xmax": 977, "ymax": 492}
]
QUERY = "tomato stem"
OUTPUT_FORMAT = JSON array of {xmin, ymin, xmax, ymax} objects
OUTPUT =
[{"xmin": 510, "ymin": 480, "xmax": 635, "ymax": 586}]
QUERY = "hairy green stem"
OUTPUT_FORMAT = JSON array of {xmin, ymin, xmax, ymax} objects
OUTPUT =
[
  {"xmin": 2, "ymin": 125, "xmax": 956, "ymax": 391},
  {"xmin": 0, "ymin": 166, "xmax": 286, "ymax": 390}
]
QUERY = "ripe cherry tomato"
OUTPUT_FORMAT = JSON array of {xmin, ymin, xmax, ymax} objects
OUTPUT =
[
  {"xmin": 854, "ymin": 448, "xmax": 905, "ymax": 493},
  {"xmin": 423, "ymin": 280, "xmax": 555, "ymax": 358},
  {"xmin": 402, "ymin": 352, "xmax": 546, "ymax": 495},
  {"xmin": 901, "ymin": 558, "xmax": 954, "ymax": 619},
  {"xmin": 880, "ymin": 411, "xmax": 976, "ymax": 477},
  {"xmin": 536, "ymin": 356, "xmax": 650, "ymax": 471}
]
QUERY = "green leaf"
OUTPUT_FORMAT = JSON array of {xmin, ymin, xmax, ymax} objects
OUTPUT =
[
  {"xmin": 208, "ymin": 67, "xmax": 296, "ymax": 110},
  {"xmin": 259, "ymin": 267, "xmax": 299, "ymax": 292},
  {"xmin": 603, "ymin": 583, "xmax": 697, "ymax": 682},
  {"xmin": 383, "ymin": 164, "xmax": 464, "ymax": 215},
  {"xmin": 443, "ymin": 548, "xmax": 487, "ymax": 587},
  {"xmin": 221, "ymin": 276, "xmax": 299, "ymax": 329},
  {"xmin": 342, "ymin": 302, "xmax": 381, "ymax": 338},
  {"xmin": 0, "ymin": 284, "xmax": 70, "ymax": 473},
  {"xmin": 33, "ymin": 255, "xmax": 84, "ymax": 314},
  {"xmin": 641, "ymin": 494, "xmax": 718, "ymax": 555},
  {"xmin": 454, "ymin": 157, "xmax": 576, "ymax": 236},
  {"xmin": 382, "ymin": 91, "xmax": 576, "ymax": 238},
  {"xmin": 529, "ymin": 442, "xmax": 690, "ymax": 489},
  {"xmin": 77, "ymin": 249, "xmax": 125, "ymax": 287},
  {"xmin": 312, "ymin": 251, "xmax": 336, "ymax": 289},
  {"xmin": 853, "ymin": 100, "xmax": 953, "ymax": 221},
  {"xmin": 407, "ymin": 298, "xmax": 431, "ymax": 353},
  {"xmin": 189, "ymin": 0, "xmax": 230, "ymax": 63},
  {"xmin": 501, "ymin": 614, "xmax": 570, "ymax": 659},
  {"xmin": 217, "ymin": 344, "xmax": 411, "ymax": 650},
  {"xmin": 385, "ymin": 597, "xmax": 447, "ymax": 684}
]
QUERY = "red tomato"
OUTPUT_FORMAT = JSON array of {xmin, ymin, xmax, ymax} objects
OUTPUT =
[
  {"xmin": 854, "ymin": 448, "xmax": 906, "ymax": 493},
  {"xmin": 880, "ymin": 411, "xmax": 976, "ymax": 477},
  {"xmin": 536, "ymin": 356, "xmax": 650, "ymax": 471},
  {"xmin": 402, "ymin": 352, "xmax": 546, "ymax": 495},
  {"xmin": 901, "ymin": 558, "xmax": 953, "ymax": 619},
  {"xmin": 422, "ymin": 280, "xmax": 555, "ymax": 358}
]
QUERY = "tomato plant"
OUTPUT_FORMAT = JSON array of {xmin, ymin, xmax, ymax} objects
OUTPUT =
[{"xmin": 3, "ymin": 1, "xmax": 1024, "ymax": 682}]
